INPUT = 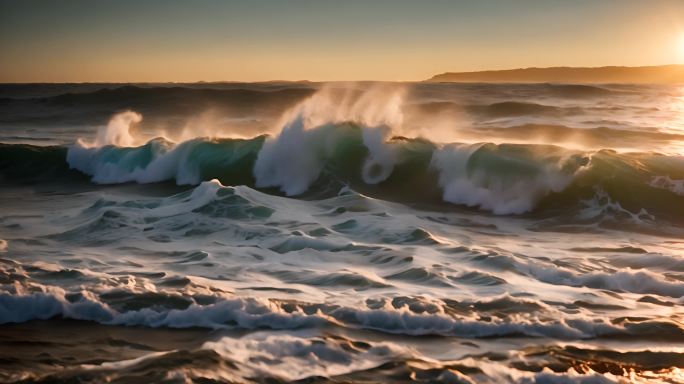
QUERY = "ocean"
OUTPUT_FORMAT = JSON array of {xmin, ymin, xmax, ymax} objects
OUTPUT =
[{"xmin": 1, "ymin": 81, "xmax": 683, "ymax": 383}]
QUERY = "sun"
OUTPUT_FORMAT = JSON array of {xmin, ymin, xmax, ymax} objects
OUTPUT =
[{"xmin": 679, "ymin": 33, "xmax": 684, "ymax": 60}]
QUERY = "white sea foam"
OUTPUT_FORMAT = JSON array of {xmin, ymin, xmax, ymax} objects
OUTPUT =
[
  {"xmin": 650, "ymin": 176, "xmax": 684, "ymax": 196},
  {"xmin": 431, "ymin": 144, "xmax": 578, "ymax": 214},
  {"xmin": 578, "ymin": 188, "xmax": 655, "ymax": 222},
  {"xmin": 204, "ymin": 332, "xmax": 411, "ymax": 381},
  {"xmin": 528, "ymin": 266, "xmax": 684, "ymax": 298},
  {"xmin": 464, "ymin": 358, "xmax": 621, "ymax": 384},
  {"xmin": 0, "ymin": 290, "xmax": 629, "ymax": 340}
]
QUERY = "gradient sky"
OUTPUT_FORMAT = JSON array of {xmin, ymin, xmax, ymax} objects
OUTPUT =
[{"xmin": 2, "ymin": 0, "xmax": 684, "ymax": 82}]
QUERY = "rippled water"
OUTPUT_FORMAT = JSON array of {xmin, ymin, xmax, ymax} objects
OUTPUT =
[{"xmin": 1, "ymin": 82, "xmax": 683, "ymax": 383}]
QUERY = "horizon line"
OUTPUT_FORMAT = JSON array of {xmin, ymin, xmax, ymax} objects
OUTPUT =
[{"xmin": 2, "ymin": 63, "xmax": 684, "ymax": 84}]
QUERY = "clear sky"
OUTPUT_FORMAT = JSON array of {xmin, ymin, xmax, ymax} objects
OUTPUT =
[{"xmin": 2, "ymin": 0, "xmax": 684, "ymax": 82}]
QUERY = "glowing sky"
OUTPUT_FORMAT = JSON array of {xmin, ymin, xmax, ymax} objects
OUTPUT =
[{"xmin": 2, "ymin": 0, "xmax": 684, "ymax": 82}]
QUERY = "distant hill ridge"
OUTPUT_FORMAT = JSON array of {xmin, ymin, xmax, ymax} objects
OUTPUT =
[{"xmin": 427, "ymin": 64, "xmax": 684, "ymax": 84}]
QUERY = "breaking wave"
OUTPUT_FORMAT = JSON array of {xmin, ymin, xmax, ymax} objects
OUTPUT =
[
  {"xmin": 2, "ymin": 126, "xmax": 683, "ymax": 219},
  {"xmin": 4, "ymin": 288, "xmax": 683, "ymax": 342},
  {"xmin": 0, "ymin": 84, "xmax": 679, "ymax": 219}
]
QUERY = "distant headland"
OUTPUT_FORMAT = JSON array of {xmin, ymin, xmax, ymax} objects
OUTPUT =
[{"xmin": 427, "ymin": 64, "xmax": 684, "ymax": 84}]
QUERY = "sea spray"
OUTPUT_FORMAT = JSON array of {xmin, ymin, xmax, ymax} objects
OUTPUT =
[{"xmin": 254, "ymin": 83, "xmax": 407, "ymax": 194}]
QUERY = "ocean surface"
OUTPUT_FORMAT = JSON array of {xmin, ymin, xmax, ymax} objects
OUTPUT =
[{"xmin": 1, "ymin": 82, "xmax": 683, "ymax": 383}]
